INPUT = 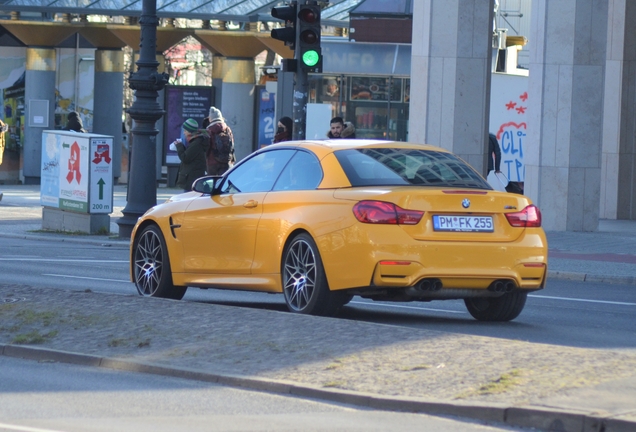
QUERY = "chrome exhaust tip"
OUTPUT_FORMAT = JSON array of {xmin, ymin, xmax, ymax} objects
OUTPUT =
[
  {"xmin": 488, "ymin": 280, "xmax": 516, "ymax": 293},
  {"xmin": 417, "ymin": 279, "xmax": 432, "ymax": 291},
  {"xmin": 430, "ymin": 279, "xmax": 442, "ymax": 292},
  {"xmin": 488, "ymin": 280, "xmax": 505, "ymax": 293},
  {"xmin": 416, "ymin": 278, "xmax": 442, "ymax": 292}
]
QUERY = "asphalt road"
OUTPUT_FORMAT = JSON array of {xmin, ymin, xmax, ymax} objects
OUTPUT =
[
  {"xmin": 2, "ymin": 236, "xmax": 635, "ymax": 351},
  {"xmin": 0, "ymin": 356, "xmax": 524, "ymax": 432}
]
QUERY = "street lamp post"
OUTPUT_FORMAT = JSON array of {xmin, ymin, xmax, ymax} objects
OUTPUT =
[{"xmin": 116, "ymin": 0, "xmax": 168, "ymax": 239}]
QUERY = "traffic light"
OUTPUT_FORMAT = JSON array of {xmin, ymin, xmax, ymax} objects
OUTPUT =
[
  {"xmin": 271, "ymin": 2, "xmax": 298, "ymax": 50},
  {"xmin": 297, "ymin": 3, "xmax": 322, "ymax": 73}
]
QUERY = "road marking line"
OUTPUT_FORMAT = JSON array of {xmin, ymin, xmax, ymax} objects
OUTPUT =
[
  {"xmin": 350, "ymin": 300, "xmax": 465, "ymax": 314},
  {"xmin": 43, "ymin": 274, "xmax": 130, "ymax": 283},
  {"xmin": 0, "ymin": 423, "xmax": 66, "ymax": 432},
  {"xmin": 0, "ymin": 258, "xmax": 127, "ymax": 262},
  {"xmin": 529, "ymin": 294, "xmax": 636, "ymax": 306}
]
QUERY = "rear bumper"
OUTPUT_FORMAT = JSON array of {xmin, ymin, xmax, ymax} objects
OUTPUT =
[
  {"xmin": 371, "ymin": 261, "xmax": 546, "ymax": 290},
  {"xmin": 318, "ymin": 225, "xmax": 547, "ymax": 291}
]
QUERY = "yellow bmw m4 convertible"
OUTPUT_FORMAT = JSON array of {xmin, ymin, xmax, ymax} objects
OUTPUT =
[{"xmin": 130, "ymin": 140, "xmax": 547, "ymax": 321}]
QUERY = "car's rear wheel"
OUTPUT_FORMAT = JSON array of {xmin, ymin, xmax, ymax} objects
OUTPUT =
[
  {"xmin": 282, "ymin": 233, "xmax": 343, "ymax": 316},
  {"xmin": 464, "ymin": 291, "xmax": 527, "ymax": 322},
  {"xmin": 133, "ymin": 225, "xmax": 187, "ymax": 300}
]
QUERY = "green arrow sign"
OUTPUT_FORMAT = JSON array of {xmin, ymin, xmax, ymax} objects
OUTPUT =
[{"xmin": 97, "ymin": 178, "xmax": 105, "ymax": 200}]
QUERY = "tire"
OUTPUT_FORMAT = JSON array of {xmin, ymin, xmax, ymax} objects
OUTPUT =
[
  {"xmin": 133, "ymin": 224, "xmax": 187, "ymax": 300},
  {"xmin": 281, "ymin": 233, "xmax": 342, "ymax": 316},
  {"xmin": 464, "ymin": 291, "xmax": 527, "ymax": 322}
]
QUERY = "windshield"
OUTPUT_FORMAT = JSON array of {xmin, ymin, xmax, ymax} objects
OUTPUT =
[{"xmin": 334, "ymin": 148, "xmax": 491, "ymax": 189}]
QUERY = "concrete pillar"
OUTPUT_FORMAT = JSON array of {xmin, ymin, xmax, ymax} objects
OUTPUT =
[
  {"xmin": 601, "ymin": 0, "xmax": 636, "ymax": 220},
  {"xmin": 24, "ymin": 48, "xmax": 56, "ymax": 184},
  {"xmin": 215, "ymin": 57, "xmax": 256, "ymax": 161},
  {"xmin": 212, "ymin": 55, "xmax": 224, "ymax": 105},
  {"xmin": 525, "ymin": 0, "xmax": 608, "ymax": 231},
  {"xmin": 409, "ymin": 0, "xmax": 493, "ymax": 173},
  {"xmin": 93, "ymin": 49, "xmax": 124, "ymax": 182}
]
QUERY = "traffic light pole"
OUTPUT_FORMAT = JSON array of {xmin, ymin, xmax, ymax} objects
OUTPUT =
[
  {"xmin": 271, "ymin": 0, "xmax": 321, "ymax": 141},
  {"xmin": 292, "ymin": 69, "xmax": 308, "ymax": 140}
]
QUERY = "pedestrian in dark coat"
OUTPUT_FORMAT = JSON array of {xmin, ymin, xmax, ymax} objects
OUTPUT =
[
  {"xmin": 487, "ymin": 133, "xmax": 502, "ymax": 175},
  {"xmin": 171, "ymin": 118, "xmax": 210, "ymax": 191},
  {"xmin": 273, "ymin": 116, "xmax": 293, "ymax": 143},
  {"xmin": 63, "ymin": 111, "xmax": 87, "ymax": 133}
]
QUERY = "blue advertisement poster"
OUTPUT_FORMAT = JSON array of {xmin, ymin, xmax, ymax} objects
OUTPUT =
[
  {"xmin": 41, "ymin": 131, "xmax": 61, "ymax": 207},
  {"xmin": 164, "ymin": 86, "xmax": 214, "ymax": 165},
  {"xmin": 257, "ymin": 88, "xmax": 276, "ymax": 148}
]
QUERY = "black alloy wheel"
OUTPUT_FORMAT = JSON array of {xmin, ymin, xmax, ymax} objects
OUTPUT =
[
  {"xmin": 133, "ymin": 225, "xmax": 187, "ymax": 300},
  {"xmin": 282, "ymin": 233, "xmax": 344, "ymax": 316}
]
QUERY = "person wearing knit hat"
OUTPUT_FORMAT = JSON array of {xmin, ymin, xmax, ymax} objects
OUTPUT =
[
  {"xmin": 205, "ymin": 107, "xmax": 235, "ymax": 175},
  {"xmin": 208, "ymin": 106, "xmax": 224, "ymax": 126},
  {"xmin": 170, "ymin": 118, "xmax": 210, "ymax": 192},
  {"xmin": 182, "ymin": 118, "xmax": 198, "ymax": 134}
]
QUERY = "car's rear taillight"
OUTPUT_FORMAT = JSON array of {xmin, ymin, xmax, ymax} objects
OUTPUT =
[
  {"xmin": 353, "ymin": 200, "xmax": 424, "ymax": 225},
  {"xmin": 505, "ymin": 204, "xmax": 542, "ymax": 227}
]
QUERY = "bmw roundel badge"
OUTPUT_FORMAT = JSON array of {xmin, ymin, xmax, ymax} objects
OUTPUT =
[{"xmin": 462, "ymin": 198, "xmax": 471, "ymax": 208}]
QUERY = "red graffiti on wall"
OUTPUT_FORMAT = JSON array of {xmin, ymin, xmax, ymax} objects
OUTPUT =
[{"xmin": 505, "ymin": 92, "xmax": 527, "ymax": 114}]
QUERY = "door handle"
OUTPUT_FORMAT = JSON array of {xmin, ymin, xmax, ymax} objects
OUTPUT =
[{"xmin": 243, "ymin": 200, "xmax": 258, "ymax": 208}]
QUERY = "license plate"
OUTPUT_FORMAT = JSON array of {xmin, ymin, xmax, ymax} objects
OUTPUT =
[{"xmin": 433, "ymin": 215, "xmax": 493, "ymax": 232}]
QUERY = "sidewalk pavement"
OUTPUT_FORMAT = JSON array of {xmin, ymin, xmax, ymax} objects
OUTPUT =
[{"xmin": 1, "ymin": 184, "xmax": 635, "ymax": 431}]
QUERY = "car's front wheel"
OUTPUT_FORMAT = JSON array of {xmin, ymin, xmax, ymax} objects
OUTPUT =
[
  {"xmin": 464, "ymin": 291, "xmax": 527, "ymax": 322},
  {"xmin": 133, "ymin": 224, "xmax": 187, "ymax": 300},
  {"xmin": 282, "ymin": 233, "xmax": 343, "ymax": 316}
]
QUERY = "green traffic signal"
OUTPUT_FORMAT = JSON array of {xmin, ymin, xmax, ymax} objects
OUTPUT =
[{"xmin": 302, "ymin": 49, "xmax": 320, "ymax": 67}]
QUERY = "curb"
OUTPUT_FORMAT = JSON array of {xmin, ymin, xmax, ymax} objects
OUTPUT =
[
  {"xmin": 2, "ymin": 344, "xmax": 634, "ymax": 432},
  {"xmin": 547, "ymin": 270, "xmax": 636, "ymax": 286}
]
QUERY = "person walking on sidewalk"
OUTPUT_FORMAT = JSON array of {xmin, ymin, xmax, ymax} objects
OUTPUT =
[
  {"xmin": 205, "ymin": 106, "xmax": 235, "ymax": 175},
  {"xmin": 0, "ymin": 118, "xmax": 6, "ymax": 201},
  {"xmin": 170, "ymin": 118, "xmax": 209, "ymax": 192}
]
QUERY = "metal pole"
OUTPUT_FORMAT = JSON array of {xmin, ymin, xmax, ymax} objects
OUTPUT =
[
  {"xmin": 292, "ymin": 69, "xmax": 307, "ymax": 140},
  {"xmin": 116, "ymin": 0, "xmax": 168, "ymax": 238}
]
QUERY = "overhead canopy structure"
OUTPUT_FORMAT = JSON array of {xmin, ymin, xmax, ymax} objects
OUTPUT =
[{"xmin": 0, "ymin": 0, "xmax": 365, "ymax": 25}]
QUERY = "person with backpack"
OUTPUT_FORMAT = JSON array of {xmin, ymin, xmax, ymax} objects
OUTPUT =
[
  {"xmin": 170, "ymin": 118, "xmax": 210, "ymax": 192},
  {"xmin": 205, "ymin": 106, "xmax": 235, "ymax": 175}
]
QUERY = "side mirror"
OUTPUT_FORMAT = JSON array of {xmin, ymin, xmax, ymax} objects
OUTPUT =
[{"xmin": 192, "ymin": 176, "xmax": 221, "ymax": 194}]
